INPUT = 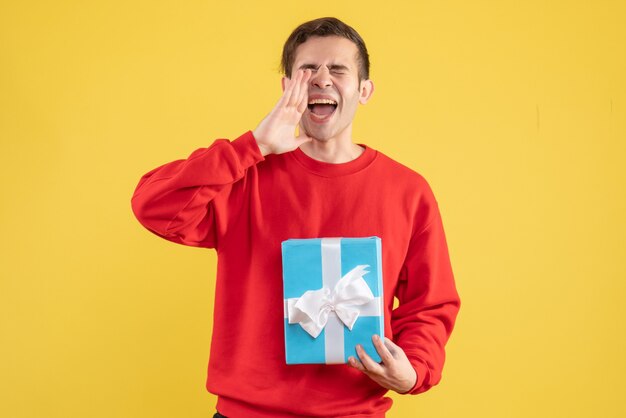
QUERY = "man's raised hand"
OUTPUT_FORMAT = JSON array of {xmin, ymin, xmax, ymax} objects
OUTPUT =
[{"xmin": 253, "ymin": 69, "xmax": 313, "ymax": 156}]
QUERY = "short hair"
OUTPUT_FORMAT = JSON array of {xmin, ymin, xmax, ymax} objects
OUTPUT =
[{"xmin": 280, "ymin": 17, "xmax": 370, "ymax": 81}]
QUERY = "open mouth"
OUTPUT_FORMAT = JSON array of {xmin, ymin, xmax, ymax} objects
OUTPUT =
[{"xmin": 307, "ymin": 98, "xmax": 337, "ymax": 120}]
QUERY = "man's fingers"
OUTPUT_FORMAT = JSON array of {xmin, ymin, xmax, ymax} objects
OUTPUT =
[
  {"xmin": 356, "ymin": 344, "xmax": 385, "ymax": 375},
  {"xmin": 289, "ymin": 70, "xmax": 302, "ymax": 107},
  {"xmin": 372, "ymin": 335, "xmax": 395, "ymax": 365},
  {"xmin": 290, "ymin": 69, "xmax": 308, "ymax": 107},
  {"xmin": 279, "ymin": 74, "xmax": 296, "ymax": 107},
  {"xmin": 349, "ymin": 357, "xmax": 380, "ymax": 381},
  {"xmin": 296, "ymin": 70, "xmax": 311, "ymax": 113},
  {"xmin": 384, "ymin": 337, "xmax": 399, "ymax": 349},
  {"xmin": 350, "ymin": 340, "xmax": 416, "ymax": 394},
  {"xmin": 385, "ymin": 337, "xmax": 404, "ymax": 358},
  {"xmin": 348, "ymin": 356, "xmax": 367, "ymax": 372}
]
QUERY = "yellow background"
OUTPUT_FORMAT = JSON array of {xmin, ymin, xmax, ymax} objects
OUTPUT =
[{"xmin": 1, "ymin": 1, "xmax": 625, "ymax": 417}]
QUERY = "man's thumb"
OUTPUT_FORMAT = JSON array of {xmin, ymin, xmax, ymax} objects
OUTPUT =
[{"xmin": 296, "ymin": 134, "xmax": 313, "ymax": 147}]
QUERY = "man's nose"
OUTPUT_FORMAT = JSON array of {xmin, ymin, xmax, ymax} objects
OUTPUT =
[{"xmin": 310, "ymin": 67, "xmax": 332, "ymax": 88}]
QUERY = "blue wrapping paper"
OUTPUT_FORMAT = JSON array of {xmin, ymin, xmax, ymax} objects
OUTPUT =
[{"xmin": 281, "ymin": 237, "xmax": 384, "ymax": 365}]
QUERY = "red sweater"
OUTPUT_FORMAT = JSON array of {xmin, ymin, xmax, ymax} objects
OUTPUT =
[{"xmin": 131, "ymin": 131, "xmax": 460, "ymax": 418}]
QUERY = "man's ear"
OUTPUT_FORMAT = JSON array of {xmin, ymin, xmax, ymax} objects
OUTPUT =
[
  {"xmin": 281, "ymin": 76, "xmax": 288, "ymax": 92},
  {"xmin": 359, "ymin": 79, "xmax": 374, "ymax": 105}
]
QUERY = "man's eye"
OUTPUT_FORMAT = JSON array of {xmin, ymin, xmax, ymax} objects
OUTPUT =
[{"xmin": 331, "ymin": 71, "xmax": 345, "ymax": 75}]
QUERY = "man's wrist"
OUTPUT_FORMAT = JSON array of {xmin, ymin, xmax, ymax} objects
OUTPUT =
[
  {"xmin": 257, "ymin": 143, "xmax": 271, "ymax": 157},
  {"xmin": 251, "ymin": 130, "xmax": 272, "ymax": 157},
  {"xmin": 398, "ymin": 368, "xmax": 418, "ymax": 394}
]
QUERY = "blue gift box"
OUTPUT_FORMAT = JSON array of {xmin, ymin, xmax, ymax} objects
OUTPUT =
[{"xmin": 281, "ymin": 237, "xmax": 384, "ymax": 365}]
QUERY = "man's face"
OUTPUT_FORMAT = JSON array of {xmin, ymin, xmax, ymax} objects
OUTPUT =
[{"xmin": 287, "ymin": 35, "xmax": 374, "ymax": 142}]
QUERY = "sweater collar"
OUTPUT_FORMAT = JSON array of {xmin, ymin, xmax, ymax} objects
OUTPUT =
[{"xmin": 289, "ymin": 143, "xmax": 377, "ymax": 177}]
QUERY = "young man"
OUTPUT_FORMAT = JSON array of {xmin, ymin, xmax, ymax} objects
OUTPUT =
[{"xmin": 131, "ymin": 17, "xmax": 460, "ymax": 418}]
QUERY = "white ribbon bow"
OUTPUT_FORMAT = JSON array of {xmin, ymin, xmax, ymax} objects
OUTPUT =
[{"xmin": 287, "ymin": 264, "xmax": 374, "ymax": 338}]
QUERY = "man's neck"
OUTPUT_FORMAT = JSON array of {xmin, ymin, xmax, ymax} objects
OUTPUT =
[{"xmin": 299, "ymin": 137, "xmax": 364, "ymax": 164}]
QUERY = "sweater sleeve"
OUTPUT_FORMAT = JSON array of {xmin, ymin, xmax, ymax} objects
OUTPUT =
[
  {"xmin": 391, "ymin": 188, "xmax": 461, "ymax": 395},
  {"xmin": 130, "ymin": 131, "xmax": 264, "ymax": 249}
]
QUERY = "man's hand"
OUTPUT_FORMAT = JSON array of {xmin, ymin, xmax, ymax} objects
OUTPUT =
[
  {"xmin": 253, "ymin": 69, "xmax": 313, "ymax": 156},
  {"xmin": 348, "ymin": 335, "xmax": 418, "ymax": 394}
]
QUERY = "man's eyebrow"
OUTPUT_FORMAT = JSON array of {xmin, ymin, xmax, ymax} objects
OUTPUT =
[
  {"xmin": 297, "ymin": 63, "xmax": 350, "ymax": 71},
  {"xmin": 298, "ymin": 64, "xmax": 319, "ymax": 70}
]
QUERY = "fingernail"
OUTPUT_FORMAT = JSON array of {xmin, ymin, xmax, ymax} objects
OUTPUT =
[{"xmin": 373, "ymin": 335, "xmax": 379, "ymax": 341}]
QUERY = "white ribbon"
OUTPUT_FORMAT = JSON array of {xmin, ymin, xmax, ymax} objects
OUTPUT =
[{"xmin": 287, "ymin": 264, "xmax": 374, "ymax": 338}]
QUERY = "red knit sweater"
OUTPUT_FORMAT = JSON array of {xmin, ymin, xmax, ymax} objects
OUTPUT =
[{"xmin": 131, "ymin": 131, "xmax": 460, "ymax": 418}]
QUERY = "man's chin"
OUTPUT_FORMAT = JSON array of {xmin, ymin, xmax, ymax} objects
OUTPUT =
[{"xmin": 302, "ymin": 127, "xmax": 332, "ymax": 142}]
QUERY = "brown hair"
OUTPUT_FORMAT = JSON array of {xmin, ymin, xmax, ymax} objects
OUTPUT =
[{"xmin": 280, "ymin": 17, "xmax": 370, "ymax": 81}]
